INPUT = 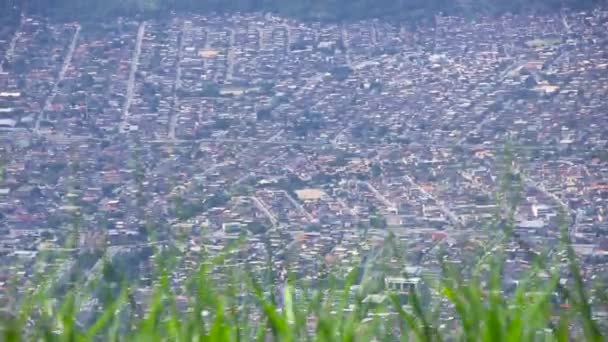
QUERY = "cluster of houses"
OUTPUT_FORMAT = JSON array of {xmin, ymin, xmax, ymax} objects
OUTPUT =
[{"xmin": 1, "ymin": 7, "xmax": 607, "ymax": 332}]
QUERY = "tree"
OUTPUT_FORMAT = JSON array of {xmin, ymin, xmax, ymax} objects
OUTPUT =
[
  {"xmin": 247, "ymin": 221, "xmax": 267, "ymax": 235},
  {"xmin": 200, "ymin": 82, "xmax": 221, "ymax": 97},
  {"xmin": 305, "ymin": 223, "xmax": 321, "ymax": 232},
  {"xmin": 204, "ymin": 192, "xmax": 231, "ymax": 210},
  {"xmin": 256, "ymin": 108, "xmax": 272, "ymax": 121},
  {"xmin": 330, "ymin": 66, "xmax": 353, "ymax": 82},
  {"xmin": 40, "ymin": 231, "xmax": 54, "ymax": 240},
  {"xmin": 370, "ymin": 163, "xmax": 382, "ymax": 177},
  {"xmin": 370, "ymin": 215, "xmax": 387, "ymax": 229},
  {"xmin": 10, "ymin": 58, "xmax": 28, "ymax": 74},
  {"xmin": 294, "ymin": 122, "xmax": 308, "ymax": 137},
  {"xmin": 102, "ymin": 259, "xmax": 123, "ymax": 284},
  {"xmin": 213, "ymin": 118, "xmax": 232, "ymax": 130},
  {"xmin": 80, "ymin": 73, "xmax": 95, "ymax": 88},
  {"xmin": 259, "ymin": 82, "xmax": 275, "ymax": 95},
  {"xmin": 592, "ymin": 150, "xmax": 608, "ymax": 163},
  {"xmin": 369, "ymin": 81, "xmax": 383, "ymax": 92}
]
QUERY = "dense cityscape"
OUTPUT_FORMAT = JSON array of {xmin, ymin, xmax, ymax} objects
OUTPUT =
[{"xmin": 1, "ymin": 3, "xmax": 608, "ymax": 335}]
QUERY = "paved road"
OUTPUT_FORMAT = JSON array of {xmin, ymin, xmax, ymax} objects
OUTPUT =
[
  {"xmin": 266, "ymin": 129, "xmax": 285, "ymax": 142},
  {"xmin": 169, "ymin": 22, "xmax": 185, "ymax": 140},
  {"xmin": 511, "ymin": 45, "xmax": 576, "ymax": 228},
  {"xmin": 462, "ymin": 42, "xmax": 569, "ymax": 146},
  {"xmin": 256, "ymin": 27, "xmax": 268, "ymax": 50},
  {"xmin": 121, "ymin": 22, "xmax": 146, "ymax": 131},
  {"xmin": 456, "ymin": 58, "xmax": 525, "ymax": 144},
  {"xmin": 226, "ymin": 28, "xmax": 236, "ymax": 81},
  {"xmin": 35, "ymin": 131, "xmax": 585, "ymax": 153},
  {"xmin": 522, "ymin": 175, "xmax": 572, "ymax": 215},
  {"xmin": 371, "ymin": 23, "xmax": 379, "ymax": 46},
  {"xmin": 561, "ymin": 13, "xmax": 572, "ymax": 34},
  {"xmin": 163, "ymin": 129, "xmax": 285, "ymax": 206},
  {"xmin": 336, "ymin": 197, "xmax": 356, "ymax": 217},
  {"xmin": 276, "ymin": 189, "xmax": 315, "ymax": 222},
  {"xmin": 250, "ymin": 196, "xmax": 278, "ymax": 227},
  {"xmin": 359, "ymin": 181, "xmax": 397, "ymax": 211},
  {"xmin": 77, "ymin": 239, "xmax": 169, "ymax": 311},
  {"xmin": 331, "ymin": 126, "xmax": 348, "ymax": 146},
  {"xmin": 341, "ymin": 25, "xmax": 352, "ymax": 67},
  {"xmin": 36, "ymin": 25, "xmax": 81, "ymax": 132},
  {"xmin": 402, "ymin": 171, "xmax": 461, "ymax": 227}
]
